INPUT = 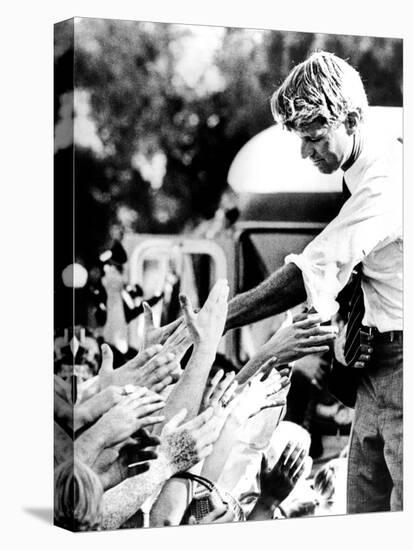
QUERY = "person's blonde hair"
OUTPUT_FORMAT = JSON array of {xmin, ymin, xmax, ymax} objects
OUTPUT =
[
  {"xmin": 271, "ymin": 51, "xmax": 368, "ymax": 131},
  {"xmin": 54, "ymin": 459, "xmax": 103, "ymax": 531}
]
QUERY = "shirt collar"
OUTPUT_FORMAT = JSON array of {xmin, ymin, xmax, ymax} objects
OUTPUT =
[{"xmin": 341, "ymin": 130, "xmax": 364, "ymax": 193}]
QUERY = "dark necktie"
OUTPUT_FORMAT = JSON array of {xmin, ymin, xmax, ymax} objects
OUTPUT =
[{"xmin": 342, "ymin": 178, "xmax": 366, "ymax": 368}]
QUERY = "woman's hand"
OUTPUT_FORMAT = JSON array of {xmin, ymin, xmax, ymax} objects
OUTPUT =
[{"xmin": 201, "ymin": 370, "xmax": 238, "ymax": 412}]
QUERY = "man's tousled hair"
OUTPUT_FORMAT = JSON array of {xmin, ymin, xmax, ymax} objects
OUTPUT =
[{"xmin": 271, "ymin": 51, "xmax": 368, "ymax": 131}]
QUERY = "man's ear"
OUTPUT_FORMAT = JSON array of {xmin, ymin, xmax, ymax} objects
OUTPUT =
[{"xmin": 344, "ymin": 110, "xmax": 361, "ymax": 135}]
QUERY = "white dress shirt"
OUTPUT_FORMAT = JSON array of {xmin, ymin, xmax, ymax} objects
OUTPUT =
[{"xmin": 285, "ymin": 131, "xmax": 402, "ymax": 332}]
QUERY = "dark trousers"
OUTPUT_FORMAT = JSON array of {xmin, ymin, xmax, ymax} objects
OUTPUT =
[{"xmin": 347, "ymin": 336, "xmax": 403, "ymax": 513}]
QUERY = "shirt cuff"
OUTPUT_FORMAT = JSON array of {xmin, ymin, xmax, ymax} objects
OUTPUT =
[{"xmin": 285, "ymin": 253, "xmax": 340, "ymax": 321}]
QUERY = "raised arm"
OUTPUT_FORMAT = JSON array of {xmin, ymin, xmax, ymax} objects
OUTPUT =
[
  {"xmin": 102, "ymin": 265, "xmax": 128, "ymax": 353},
  {"xmin": 157, "ymin": 279, "xmax": 229, "ymax": 426},
  {"xmin": 225, "ymin": 263, "xmax": 306, "ymax": 332},
  {"xmin": 235, "ymin": 313, "xmax": 336, "ymax": 385}
]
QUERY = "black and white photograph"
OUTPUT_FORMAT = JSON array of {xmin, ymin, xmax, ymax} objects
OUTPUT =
[
  {"xmin": 2, "ymin": 1, "xmax": 411, "ymax": 548},
  {"xmin": 53, "ymin": 16, "xmax": 403, "ymax": 531}
]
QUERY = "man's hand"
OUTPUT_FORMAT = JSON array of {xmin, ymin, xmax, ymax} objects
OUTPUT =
[
  {"xmin": 262, "ymin": 313, "xmax": 336, "ymax": 365},
  {"xmin": 179, "ymin": 279, "xmax": 229, "ymax": 351}
]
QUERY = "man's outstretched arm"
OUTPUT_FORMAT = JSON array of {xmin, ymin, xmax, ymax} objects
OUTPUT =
[{"xmin": 225, "ymin": 263, "xmax": 306, "ymax": 331}]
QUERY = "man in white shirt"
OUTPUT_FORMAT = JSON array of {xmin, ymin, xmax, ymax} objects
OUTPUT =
[{"xmin": 225, "ymin": 51, "xmax": 403, "ymax": 513}]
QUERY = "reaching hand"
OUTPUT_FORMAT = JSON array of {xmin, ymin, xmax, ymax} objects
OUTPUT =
[
  {"xmin": 99, "ymin": 343, "xmax": 181, "ymax": 394},
  {"xmin": 179, "ymin": 279, "xmax": 229, "ymax": 350},
  {"xmin": 94, "ymin": 389, "xmax": 165, "ymax": 449},
  {"xmin": 230, "ymin": 365, "xmax": 290, "ymax": 424},
  {"xmin": 94, "ymin": 429, "xmax": 161, "ymax": 490},
  {"xmin": 201, "ymin": 370, "xmax": 238, "ymax": 411},
  {"xmin": 159, "ymin": 407, "xmax": 222, "ymax": 475},
  {"xmin": 141, "ymin": 301, "xmax": 183, "ymax": 351},
  {"xmin": 74, "ymin": 385, "xmax": 124, "ymax": 429},
  {"xmin": 162, "ymin": 321, "xmax": 193, "ymax": 361},
  {"xmin": 262, "ymin": 313, "xmax": 336, "ymax": 365},
  {"xmin": 259, "ymin": 441, "xmax": 307, "ymax": 504}
]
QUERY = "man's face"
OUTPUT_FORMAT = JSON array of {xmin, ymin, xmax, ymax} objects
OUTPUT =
[{"xmin": 296, "ymin": 118, "xmax": 353, "ymax": 174}]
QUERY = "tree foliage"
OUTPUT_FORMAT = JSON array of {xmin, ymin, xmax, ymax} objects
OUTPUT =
[{"xmin": 54, "ymin": 18, "xmax": 402, "ymax": 268}]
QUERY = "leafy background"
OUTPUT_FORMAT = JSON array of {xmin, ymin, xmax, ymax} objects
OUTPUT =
[{"xmin": 54, "ymin": 18, "xmax": 402, "ymax": 270}]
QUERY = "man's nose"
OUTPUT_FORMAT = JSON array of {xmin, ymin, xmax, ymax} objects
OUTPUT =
[{"xmin": 301, "ymin": 140, "xmax": 314, "ymax": 160}]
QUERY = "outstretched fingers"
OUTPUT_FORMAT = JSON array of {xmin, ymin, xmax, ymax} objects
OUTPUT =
[
  {"xmin": 202, "ymin": 279, "xmax": 229, "ymax": 310},
  {"xmin": 179, "ymin": 293, "xmax": 197, "ymax": 327}
]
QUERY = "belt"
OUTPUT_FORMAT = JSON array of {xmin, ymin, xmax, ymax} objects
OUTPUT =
[{"xmin": 362, "ymin": 326, "xmax": 403, "ymax": 343}]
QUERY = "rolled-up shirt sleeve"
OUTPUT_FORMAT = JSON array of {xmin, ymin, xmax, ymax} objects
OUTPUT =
[{"xmin": 285, "ymin": 171, "xmax": 401, "ymax": 320}]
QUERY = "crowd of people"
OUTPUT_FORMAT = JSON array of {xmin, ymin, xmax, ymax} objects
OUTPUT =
[
  {"xmin": 54, "ymin": 48, "xmax": 403, "ymax": 530},
  {"xmin": 54, "ymin": 266, "xmax": 347, "ymax": 531}
]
